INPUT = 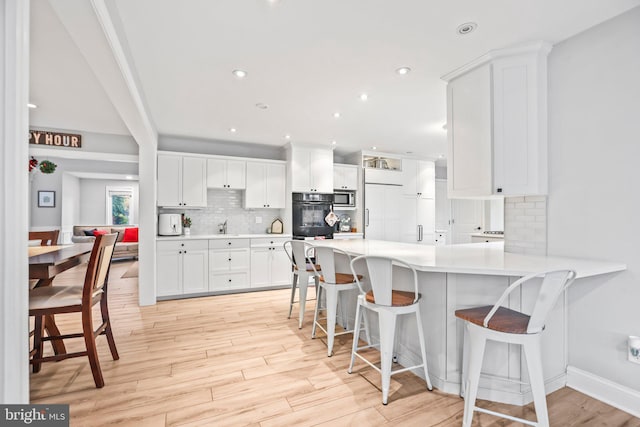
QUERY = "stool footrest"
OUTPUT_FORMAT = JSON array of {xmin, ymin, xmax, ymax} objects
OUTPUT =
[{"xmin": 474, "ymin": 406, "xmax": 539, "ymax": 427}]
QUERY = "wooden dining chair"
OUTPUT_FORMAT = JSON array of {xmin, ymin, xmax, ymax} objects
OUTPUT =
[
  {"xmin": 29, "ymin": 230, "xmax": 60, "ymax": 246},
  {"xmin": 29, "ymin": 233, "xmax": 120, "ymax": 388}
]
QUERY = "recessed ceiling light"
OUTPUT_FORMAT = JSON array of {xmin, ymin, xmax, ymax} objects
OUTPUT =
[
  {"xmin": 396, "ymin": 67, "xmax": 411, "ymax": 75},
  {"xmin": 457, "ymin": 22, "xmax": 477, "ymax": 35},
  {"xmin": 255, "ymin": 103, "xmax": 269, "ymax": 110},
  {"xmin": 333, "ymin": 112, "xmax": 341, "ymax": 118},
  {"xmin": 406, "ymin": 151, "xmax": 413, "ymax": 154},
  {"xmin": 28, "ymin": 103, "xmax": 37, "ymax": 109},
  {"xmin": 439, "ymin": 154, "xmax": 445, "ymax": 159},
  {"xmin": 229, "ymin": 128, "xmax": 237, "ymax": 133},
  {"xmin": 285, "ymin": 134, "xmax": 291, "ymax": 140},
  {"xmin": 442, "ymin": 123, "xmax": 447, "ymax": 130},
  {"xmin": 360, "ymin": 93, "xmax": 368, "ymax": 101},
  {"xmin": 126, "ymin": 175, "xmax": 133, "ymax": 180},
  {"xmin": 332, "ymin": 140, "xmax": 337, "ymax": 145},
  {"xmin": 372, "ymin": 146, "xmax": 377, "ymax": 150},
  {"xmin": 232, "ymin": 69, "xmax": 247, "ymax": 78}
]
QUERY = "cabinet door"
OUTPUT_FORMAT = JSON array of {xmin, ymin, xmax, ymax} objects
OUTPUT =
[
  {"xmin": 157, "ymin": 155, "xmax": 182, "ymax": 207},
  {"xmin": 333, "ymin": 166, "xmax": 344, "ymax": 189},
  {"xmin": 447, "ymin": 64, "xmax": 493, "ymax": 197},
  {"xmin": 310, "ymin": 149, "xmax": 334, "ymax": 193},
  {"xmin": 156, "ymin": 245, "xmax": 181, "ymax": 296},
  {"xmin": 207, "ymin": 158, "xmax": 226, "ymax": 189},
  {"xmin": 364, "ymin": 184, "xmax": 386, "ymax": 240},
  {"xmin": 209, "ymin": 250, "xmax": 231, "ymax": 272},
  {"xmin": 435, "ymin": 180, "xmax": 451, "ymax": 231},
  {"xmin": 417, "ymin": 161, "xmax": 435, "ymax": 199},
  {"xmin": 228, "ymin": 248, "xmax": 249, "ymax": 271},
  {"xmin": 399, "ymin": 195, "xmax": 418, "ymax": 243},
  {"xmin": 383, "ymin": 186, "xmax": 403, "ymax": 241},
  {"xmin": 265, "ymin": 164, "xmax": 286, "ymax": 208},
  {"xmin": 245, "ymin": 162, "xmax": 266, "ymax": 208},
  {"xmin": 402, "ymin": 159, "xmax": 417, "ymax": 195},
  {"xmin": 182, "ymin": 248, "xmax": 209, "ymax": 294},
  {"xmin": 182, "ymin": 157, "xmax": 207, "ymax": 207},
  {"xmin": 417, "ymin": 198, "xmax": 435, "ymax": 245},
  {"xmin": 270, "ymin": 248, "xmax": 291, "ymax": 286},
  {"xmin": 342, "ymin": 166, "xmax": 358, "ymax": 190},
  {"xmin": 451, "ymin": 199, "xmax": 483, "ymax": 244},
  {"xmin": 226, "ymin": 160, "xmax": 246, "ymax": 189},
  {"xmin": 291, "ymin": 147, "xmax": 312, "ymax": 192},
  {"xmin": 250, "ymin": 248, "xmax": 271, "ymax": 288}
]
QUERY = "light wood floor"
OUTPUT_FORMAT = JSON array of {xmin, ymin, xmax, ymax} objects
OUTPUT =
[{"xmin": 30, "ymin": 260, "xmax": 639, "ymax": 426}]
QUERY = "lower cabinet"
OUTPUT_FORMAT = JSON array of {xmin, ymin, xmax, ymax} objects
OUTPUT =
[
  {"xmin": 157, "ymin": 240, "xmax": 209, "ymax": 297},
  {"xmin": 250, "ymin": 237, "xmax": 290, "ymax": 289},
  {"xmin": 209, "ymin": 239, "xmax": 250, "ymax": 291}
]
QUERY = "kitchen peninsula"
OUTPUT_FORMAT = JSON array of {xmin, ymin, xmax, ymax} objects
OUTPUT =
[{"xmin": 311, "ymin": 239, "xmax": 626, "ymax": 405}]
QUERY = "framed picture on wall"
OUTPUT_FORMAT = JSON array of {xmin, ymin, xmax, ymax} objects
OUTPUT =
[{"xmin": 38, "ymin": 191, "xmax": 56, "ymax": 208}]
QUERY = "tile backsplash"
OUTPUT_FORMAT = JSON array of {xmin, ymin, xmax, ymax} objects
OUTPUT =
[
  {"xmin": 504, "ymin": 196, "xmax": 547, "ymax": 255},
  {"xmin": 158, "ymin": 189, "xmax": 285, "ymax": 235}
]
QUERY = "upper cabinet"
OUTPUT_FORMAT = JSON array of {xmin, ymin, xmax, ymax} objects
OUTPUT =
[
  {"xmin": 333, "ymin": 164, "xmax": 358, "ymax": 190},
  {"xmin": 402, "ymin": 159, "xmax": 435, "ymax": 199},
  {"xmin": 244, "ymin": 161, "xmax": 286, "ymax": 209},
  {"xmin": 289, "ymin": 145, "xmax": 333, "ymax": 193},
  {"xmin": 157, "ymin": 154, "xmax": 207, "ymax": 208},
  {"xmin": 207, "ymin": 158, "xmax": 246, "ymax": 189},
  {"xmin": 443, "ymin": 42, "xmax": 551, "ymax": 198}
]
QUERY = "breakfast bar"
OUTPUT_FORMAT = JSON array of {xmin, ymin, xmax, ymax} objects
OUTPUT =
[{"xmin": 311, "ymin": 239, "xmax": 626, "ymax": 405}]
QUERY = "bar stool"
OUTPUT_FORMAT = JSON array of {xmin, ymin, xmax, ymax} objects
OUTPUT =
[
  {"xmin": 455, "ymin": 269, "xmax": 576, "ymax": 427},
  {"xmin": 310, "ymin": 246, "xmax": 363, "ymax": 357},
  {"xmin": 283, "ymin": 240, "xmax": 320, "ymax": 329},
  {"xmin": 348, "ymin": 255, "xmax": 433, "ymax": 405}
]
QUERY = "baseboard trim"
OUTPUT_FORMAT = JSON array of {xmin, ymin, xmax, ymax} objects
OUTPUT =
[{"xmin": 567, "ymin": 366, "xmax": 640, "ymax": 418}]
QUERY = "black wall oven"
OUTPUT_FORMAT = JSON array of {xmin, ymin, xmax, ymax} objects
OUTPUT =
[{"xmin": 292, "ymin": 193, "xmax": 334, "ymax": 239}]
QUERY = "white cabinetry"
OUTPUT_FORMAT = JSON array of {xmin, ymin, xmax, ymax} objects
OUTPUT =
[
  {"xmin": 244, "ymin": 161, "xmax": 286, "ymax": 209},
  {"xmin": 207, "ymin": 158, "xmax": 246, "ymax": 189},
  {"xmin": 290, "ymin": 145, "xmax": 333, "ymax": 193},
  {"xmin": 250, "ymin": 237, "xmax": 290, "ymax": 288},
  {"xmin": 443, "ymin": 42, "xmax": 551, "ymax": 197},
  {"xmin": 209, "ymin": 239, "xmax": 250, "ymax": 291},
  {"xmin": 399, "ymin": 196, "xmax": 435, "ymax": 245},
  {"xmin": 157, "ymin": 154, "xmax": 207, "ymax": 208},
  {"xmin": 402, "ymin": 159, "xmax": 435, "ymax": 199},
  {"xmin": 364, "ymin": 184, "xmax": 402, "ymax": 241},
  {"xmin": 333, "ymin": 164, "xmax": 358, "ymax": 190},
  {"xmin": 157, "ymin": 240, "xmax": 209, "ymax": 297}
]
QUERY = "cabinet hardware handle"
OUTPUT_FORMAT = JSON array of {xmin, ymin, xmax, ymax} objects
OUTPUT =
[
  {"xmin": 365, "ymin": 209, "xmax": 370, "ymax": 227},
  {"xmin": 228, "ymin": 258, "xmax": 232, "ymax": 261},
  {"xmin": 184, "ymin": 251, "xmax": 187, "ymax": 253},
  {"xmin": 496, "ymin": 187, "xmax": 503, "ymax": 193},
  {"xmin": 228, "ymin": 242, "xmax": 231, "ymax": 245},
  {"xmin": 178, "ymin": 251, "xmax": 182, "ymax": 254},
  {"xmin": 228, "ymin": 279, "xmax": 232, "ymax": 282}
]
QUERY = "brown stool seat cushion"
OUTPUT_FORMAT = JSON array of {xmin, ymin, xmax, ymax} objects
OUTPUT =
[
  {"xmin": 320, "ymin": 273, "xmax": 363, "ymax": 285},
  {"xmin": 365, "ymin": 290, "xmax": 416, "ymax": 306},
  {"xmin": 455, "ymin": 305, "xmax": 531, "ymax": 334},
  {"xmin": 294, "ymin": 264, "xmax": 321, "ymax": 272}
]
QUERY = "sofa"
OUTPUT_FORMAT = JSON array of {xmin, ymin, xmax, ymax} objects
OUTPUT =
[{"xmin": 71, "ymin": 225, "xmax": 138, "ymax": 259}]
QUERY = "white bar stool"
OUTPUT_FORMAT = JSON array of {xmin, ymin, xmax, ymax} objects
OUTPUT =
[
  {"xmin": 283, "ymin": 240, "xmax": 320, "ymax": 329},
  {"xmin": 455, "ymin": 269, "xmax": 577, "ymax": 427},
  {"xmin": 347, "ymin": 255, "xmax": 433, "ymax": 405},
  {"xmin": 310, "ymin": 246, "xmax": 363, "ymax": 357}
]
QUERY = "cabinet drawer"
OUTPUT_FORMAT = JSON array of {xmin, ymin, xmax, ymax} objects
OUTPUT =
[
  {"xmin": 209, "ymin": 248, "xmax": 250, "ymax": 272},
  {"xmin": 157, "ymin": 239, "xmax": 208, "ymax": 251},
  {"xmin": 251, "ymin": 237, "xmax": 289, "ymax": 248},
  {"xmin": 209, "ymin": 238, "xmax": 250, "ymax": 249},
  {"xmin": 210, "ymin": 272, "xmax": 249, "ymax": 291}
]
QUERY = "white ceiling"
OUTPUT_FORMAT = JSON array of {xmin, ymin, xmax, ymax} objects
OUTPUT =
[{"xmin": 29, "ymin": 0, "xmax": 640, "ymax": 158}]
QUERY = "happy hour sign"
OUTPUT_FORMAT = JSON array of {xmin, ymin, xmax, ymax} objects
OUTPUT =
[{"xmin": 29, "ymin": 130, "xmax": 82, "ymax": 148}]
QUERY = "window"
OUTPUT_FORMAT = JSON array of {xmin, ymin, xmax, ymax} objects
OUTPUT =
[{"xmin": 106, "ymin": 187, "xmax": 134, "ymax": 225}]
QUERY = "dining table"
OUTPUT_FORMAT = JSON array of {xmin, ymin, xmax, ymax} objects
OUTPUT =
[{"xmin": 28, "ymin": 243, "xmax": 94, "ymax": 355}]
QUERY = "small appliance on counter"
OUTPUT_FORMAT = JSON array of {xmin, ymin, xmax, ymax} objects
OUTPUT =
[{"xmin": 158, "ymin": 213, "xmax": 182, "ymax": 236}]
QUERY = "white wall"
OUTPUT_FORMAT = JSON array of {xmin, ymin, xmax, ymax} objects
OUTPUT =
[
  {"xmin": 29, "ymin": 157, "xmax": 138, "ymax": 228},
  {"xmin": 159, "ymin": 134, "xmax": 285, "ymax": 160},
  {"xmin": 79, "ymin": 179, "xmax": 139, "ymax": 225},
  {"xmin": 547, "ymin": 6, "xmax": 640, "ymax": 391},
  {"xmin": 60, "ymin": 173, "xmax": 80, "ymax": 243}
]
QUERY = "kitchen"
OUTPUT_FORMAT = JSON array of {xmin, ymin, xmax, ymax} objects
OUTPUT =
[{"xmin": 4, "ymin": 0, "xmax": 640, "ymax": 425}]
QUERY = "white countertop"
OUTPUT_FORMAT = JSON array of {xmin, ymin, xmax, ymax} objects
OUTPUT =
[
  {"xmin": 157, "ymin": 233, "xmax": 292, "ymax": 241},
  {"xmin": 310, "ymin": 239, "xmax": 625, "ymax": 279}
]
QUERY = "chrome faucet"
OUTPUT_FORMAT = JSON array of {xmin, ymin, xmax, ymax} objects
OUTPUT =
[{"xmin": 219, "ymin": 220, "xmax": 228, "ymax": 234}]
